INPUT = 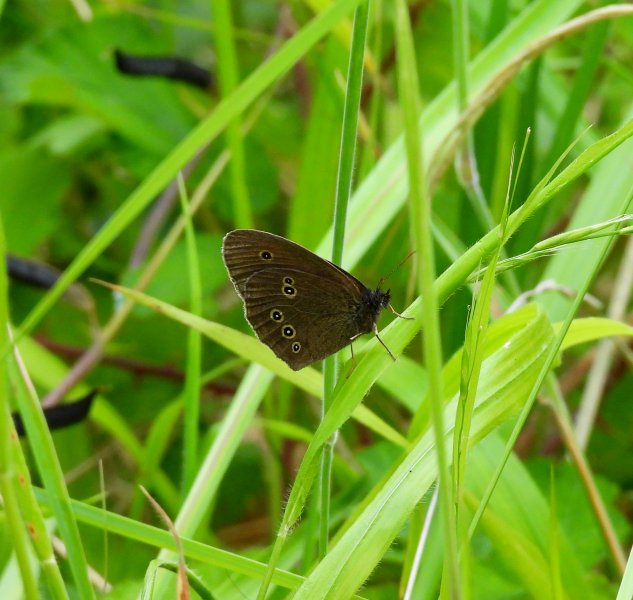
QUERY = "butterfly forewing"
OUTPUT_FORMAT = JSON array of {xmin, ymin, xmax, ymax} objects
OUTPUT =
[{"xmin": 222, "ymin": 230, "xmax": 365, "ymax": 298}]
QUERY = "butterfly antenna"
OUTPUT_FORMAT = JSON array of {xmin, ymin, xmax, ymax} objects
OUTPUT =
[{"xmin": 377, "ymin": 249, "xmax": 416, "ymax": 289}]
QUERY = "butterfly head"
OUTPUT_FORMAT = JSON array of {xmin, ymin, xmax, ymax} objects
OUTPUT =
[{"xmin": 368, "ymin": 287, "xmax": 391, "ymax": 313}]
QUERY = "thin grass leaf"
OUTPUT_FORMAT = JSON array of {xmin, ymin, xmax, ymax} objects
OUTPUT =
[
  {"xmin": 33, "ymin": 489, "xmax": 307, "ymax": 591},
  {"xmin": 7, "ymin": 390, "xmax": 69, "ymax": 599},
  {"xmin": 470, "ymin": 214, "xmax": 633, "ymax": 280},
  {"xmin": 10, "ymin": 339, "xmax": 94, "ymax": 598},
  {"xmin": 395, "ymin": 0, "xmax": 459, "ymax": 596},
  {"xmin": 177, "ymin": 176, "xmax": 203, "ymax": 493},
  {"xmin": 317, "ymin": 1, "xmax": 371, "ymax": 582},
  {"xmin": 452, "ymin": 156, "xmax": 512, "ymax": 596},
  {"xmin": 211, "ymin": 0, "xmax": 252, "ymax": 229},
  {"xmin": 0, "ymin": 226, "xmax": 44, "ymax": 599},
  {"xmin": 558, "ymin": 317, "xmax": 633, "ymax": 351}
]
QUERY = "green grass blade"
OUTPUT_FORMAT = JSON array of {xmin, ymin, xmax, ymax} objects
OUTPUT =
[
  {"xmin": 10, "ymin": 348, "xmax": 94, "ymax": 597},
  {"xmin": 211, "ymin": 0, "xmax": 253, "ymax": 228},
  {"xmin": 319, "ymin": 0, "xmax": 370, "ymax": 566},
  {"xmin": 395, "ymin": 0, "xmax": 458, "ymax": 596},
  {"xmin": 0, "ymin": 220, "xmax": 43, "ymax": 599},
  {"xmin": 177, "ymin": 176, "xmax": 203, "ymax": 493}
]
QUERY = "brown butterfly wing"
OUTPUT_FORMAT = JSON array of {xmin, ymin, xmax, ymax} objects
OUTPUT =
[
  {"xmin": 221, "ymin": 229, "xmax": 366, "ymax": 298},
  {"xmin": 241, "ymin": 269, "xmax": 366, "ymax": 370},
  {"xmin": 222, "ymin": 230, "xmax": 372, "ymax": 370}
]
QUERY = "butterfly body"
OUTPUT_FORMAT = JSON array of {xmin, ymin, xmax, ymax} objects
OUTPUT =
[
  {"xmin": 221, "ymin": 229, "xmax": 391, "ymax": 370},
  {"xmin": 354, "ymin": 287, "xmax": 392, "ymax": 331}
]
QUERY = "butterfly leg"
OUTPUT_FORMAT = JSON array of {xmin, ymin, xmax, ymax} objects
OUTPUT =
[
  {"xmin": 346, "ymin": 331, "xmax": 371, "ymax": 377},
  {"xmin": 389, "ymin": 304, "xmax": 413, "ymax": 320},
  {"xmin": 345, "ymin": 340, "xmax": 357, "ymax": 378},
  {"xmin": 373, "ymin": 324, "xmax": 396, "ymax": 361}
]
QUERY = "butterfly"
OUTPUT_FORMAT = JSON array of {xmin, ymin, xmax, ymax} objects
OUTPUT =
[{"xmin": 222, "ymin": 229, "xmax": 407, "ymax": 370}]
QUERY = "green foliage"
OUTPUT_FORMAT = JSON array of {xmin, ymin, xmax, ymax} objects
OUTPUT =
[{"xmin": 1, "ymin": 1, "xmax": 633, "ymax": 599}]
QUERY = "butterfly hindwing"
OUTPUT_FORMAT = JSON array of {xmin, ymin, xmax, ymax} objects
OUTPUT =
[{"xmin": 241, "ymin": 268, "xmax": 363, "ymax": 370}]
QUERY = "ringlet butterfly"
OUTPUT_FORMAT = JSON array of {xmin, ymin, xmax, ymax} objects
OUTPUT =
[{"xmin": 222, "ymin": 229, "xmax": 407, "ymax": 370}]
